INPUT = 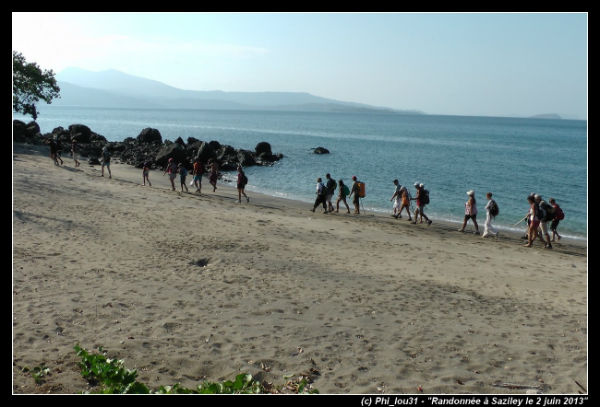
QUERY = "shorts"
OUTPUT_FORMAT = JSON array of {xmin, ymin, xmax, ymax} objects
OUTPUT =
[
  {"xmin": 464, "ymin": 214, "xmax": 477, "ymax": 221},
  {"xmin": 530, "ymin": 219, "xmax": 540, "ymax": 230},
  {"xmin": 194, "ymin": 175, "xmax": 202, "ymax": 183},
  {"xmin": 551, "ymin": 219, "xmax": 560, "ymax": 231},
  {"xmin": 180, "ymin": 176, "xmax": 187, "ymax": 183},
  {"xmin": 540, "ymin": 221, "xmax": 549, "ymax": 235},
  {"xmin": 169, "ymin": 173, "xmax": 177, "ymax": 180},
  {"xmin": 326, "ymin": 193, "xmax": 333, "ymax": 202},
  {"xmin": 102, "ymin": 161, "xmax": 110, "ymax": 167}
]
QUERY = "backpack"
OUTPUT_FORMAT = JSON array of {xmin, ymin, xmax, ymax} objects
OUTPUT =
[
  {"xmin": 554, "ymin": 206, "xmax": 564, "ymax": 220},
  {"xmin": 241, "ymin": 173, "xmax": 248, "ymax": 186},
  {"xmin": 326, "ymin": 178, "xmax": 337, "ymax": 194},
  {"xmin": 489, "ymin": 200, "xmax": 499, "ymax": 217},
  {"xmin": 540, "ymin": 201, "xmax": 555, "ymax": 222},
  {"xmin": 421, "ymin": 189, "xmax": 430, "ymax": 205},
  {"xmin": 342, "ymin": 185, "xmax": 350, "ymax": 197},
  {"xmin": 357, "ymin": 182, "xmax": 366, "ymax": 198}
]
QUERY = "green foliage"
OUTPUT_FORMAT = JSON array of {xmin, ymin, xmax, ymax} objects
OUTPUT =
[
  {"xmin": 12, "ymin": 51, "xmax": 61, "ymax": 120},
  {"xmin": 74, "ymin": 344, "xmax": 149, "ymax": 394},
  {"xmin": 23, "ymin": 365, "xmax": 51, "ymax": 384},
  {"xmin": 74, "ymin": 344, "xmax": 319, "ymax": 394}
]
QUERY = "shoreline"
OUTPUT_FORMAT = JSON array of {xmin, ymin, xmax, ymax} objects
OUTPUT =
[
  {"xmin": 12, "ymin": 142, "xmax": 587, "ymax": 394},
  {"xmin": 14, "ymin": 142, "xmax": 587, "ymax": 254}
]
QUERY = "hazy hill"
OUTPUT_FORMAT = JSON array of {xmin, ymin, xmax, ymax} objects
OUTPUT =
[{"xmin": 54, "ymin": 67, "xmax": 423, "ymax": 114}]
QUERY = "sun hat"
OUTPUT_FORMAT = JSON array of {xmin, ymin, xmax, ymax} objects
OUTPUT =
[
  {"xmin": 467, "ymin": 190, "xmax": 474, "ymax": 196},
  {"xmin": 419, "ymin": 183, "xmax": 424, "ymax": 188}
]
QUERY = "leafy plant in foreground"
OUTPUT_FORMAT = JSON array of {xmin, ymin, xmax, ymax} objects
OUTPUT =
[{"xmin": 74, "ymin": 344, "xmax": 318, "ymax": 394}]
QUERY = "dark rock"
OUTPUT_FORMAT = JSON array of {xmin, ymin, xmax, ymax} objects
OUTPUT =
[
  {"xmin": 237, "ymin": 149, "xmax": 256, "ymax": 167},
  {"xmin": 174, "ymin": 136, "xmax": 185, "ymax": 146},
  {"xmin": 313, "ymin": 146, "xmax": 330, "ymax": 154},
  {"xmin": 255, "ymin": 141, "xmax": 272, "ymax": 156},
  {"xmin": 155, "ymin": 143, "xmax": 188, "ymax": 167},
  {"xmin": 69, "ymin": 124, "xmax": 92, "ymax": 143},
  {"xmin": 137, "ymin": 128, "xmax": 162, "ymax": 144},
  {"xmin": 187, "ymin": 136, "xmax": 200, "ymax": 145},
  {"xmin": 195, "ymin": 141, "xmax": 217, "ymax": 163}
]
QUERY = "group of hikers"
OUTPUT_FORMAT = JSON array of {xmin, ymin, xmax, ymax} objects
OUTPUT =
[
  {"xmin": 45, "ymin": 139, "xmax": 565, "ymax": 247},
  {"xmin": 311, "ymin": 174, "xmax": 565, "ymax": 249},
  {"xmin": 158, "ymin": 157, "xmax": 249, "ymax": 204},
  {"xmin": 312, "ymin": 175, "xmax": 432, "ymax": 226}
]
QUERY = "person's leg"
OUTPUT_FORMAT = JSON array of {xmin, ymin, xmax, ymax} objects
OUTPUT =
[
  {"xmin": 459, "ymin": 215, "xmax": 468, "ymax": 232},
  {"xmin": 472, "ymin": 215, "xmax": 479, "ymax": 233},
  {"xmin": 483, "ymin": 214, "xmax": 491, "ymax": 237}
]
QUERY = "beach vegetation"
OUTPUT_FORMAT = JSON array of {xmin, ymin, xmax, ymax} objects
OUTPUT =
[
  {"xmin": 22, "ymin": 364, "xmax": 51, "ymax": 384},
  {"xmin": 74, "ymin": 344, "xmax": 319, "ymax": 394},
  {"xmin": 12, "ymin": 51, "xmax": 61, "ymax": 120}
]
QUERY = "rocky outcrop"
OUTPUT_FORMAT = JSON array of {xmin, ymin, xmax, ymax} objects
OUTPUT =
[
  {"xmin": 13, "ymin": 120, "xmax": 284, "ymax": 172},
  {"xmin": 312, "ymin": 146, "xmax": 330, "ymax": 154}
]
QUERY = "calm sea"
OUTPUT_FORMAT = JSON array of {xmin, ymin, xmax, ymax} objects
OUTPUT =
[{"xmin": 14, "ymin": 106, "xmax": 588, "ymax": 240}]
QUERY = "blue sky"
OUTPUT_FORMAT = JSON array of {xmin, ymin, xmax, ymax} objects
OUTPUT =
[{"xmin": 12, "ymin": 12, "xmax": 587, "ymax": 118}]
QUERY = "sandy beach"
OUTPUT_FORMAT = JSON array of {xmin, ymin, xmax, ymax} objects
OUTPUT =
[{"xmin": 12, "ymin": 143, "xmax": 587, "ymax": 394}]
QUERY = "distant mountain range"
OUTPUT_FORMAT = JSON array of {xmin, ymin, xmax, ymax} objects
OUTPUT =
[{"xmin": 53, "ymin": 67, "xmax": 424, "ymax": 115}]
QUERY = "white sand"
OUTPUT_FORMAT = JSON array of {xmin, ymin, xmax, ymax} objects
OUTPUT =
[{"xmin": 12, "ymin": 143, "xmax": 587, "ymax": 394}]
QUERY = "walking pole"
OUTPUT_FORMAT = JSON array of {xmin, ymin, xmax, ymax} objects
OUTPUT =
[{"xmin": 513, "ymin": 215, "xmax": 528, "ymax": 227}]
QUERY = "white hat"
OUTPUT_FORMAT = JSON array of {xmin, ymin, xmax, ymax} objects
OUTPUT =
[
  {"xmin": 467, "ymin": 190, "xmax": 474, "ymax": 196},
  {"xmin": 419, "ymin": 183, "xmax": 424, "ymax": 188}
]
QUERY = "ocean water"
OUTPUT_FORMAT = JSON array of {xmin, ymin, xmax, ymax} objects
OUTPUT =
[{"xmin": 14, "ymin": 106, "xmax": 588, "ymax": 240}]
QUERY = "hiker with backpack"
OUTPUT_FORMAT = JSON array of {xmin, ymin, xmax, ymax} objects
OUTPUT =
[
  {"xmin": 311, "ymin": 177, "xmax": 328, "ymax": 213},
  {"xmin": 336, "ymin": 179, "xmax": 351, "ymax": 214},
  {"xmin": 237, "ymin": 165, "xmax": 249, "ymax": 203},
  {"xmin": 349, "ymin": 176, "xmax": 361, "ymax": 214},
  {"xmin": 399, "ymin": 186, "xmax": 413, "ymax": 221},
  {"xmin": 535, "ymin": 194, "xmax": 554, "ymax": 249},
  {"xmin": 549, "ymin": 198, "xmax": 564, "ymax": 242},
  {"xmin": 482, "ymin": 192, "xmax": 499, "ymax": 238},
  {"xmin": 524, "ymin": 195, "xmax": 541, "ymax": 248},
  {"xmin": 411, "ymin": 183, "xmax": 432, "ymax": 225},
  {"xmin": 459, "ymin": 190, "xmax": 480, "ymax": 234},
  {"xmin": 390, "ymin": 179, "xmax": 403, "ymax": 218},
  {"xmin": 325, "ymin": 173, "xmax": 337, "ymax": 212}
]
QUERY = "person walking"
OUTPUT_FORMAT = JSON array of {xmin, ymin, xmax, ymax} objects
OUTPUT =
[
  {"xmin": 336, "ymin": 179, "xmax": 351, "ymax": 214},
  {"xmin": 390, "ymin": 179, "xmax": 402, "ymax": 218},
  {"xmin": 524, "ymin": 195, "xmax": 541, "ymax": 248},
  {"xmin": 349, "ymin": 176, "xmax": 361, "ymax": 214},
  {"xmin": 71, "ymin": 137, "xmax": 80, "ymax": 167},
  {"xmin": 237, "ymin": 165, "xmax": 249, "ymax": 203},
  {"xmin": 399, "ymin": 186, "xmax": 413, "ymax": 221},
  {"xmin": 459, "ymin": 190, "xmax": 479, "ymax": 234},
  {"xmin": 549, "ymin": 198, "xmax": 564, "ymax": 242},
  {"xmin": 192, "ymin": 158, "xmax": 203, "ymax": 193},
  {"xmin": 482, "ymin": 192, "xmax": 499, "ymax": 238},
  {"xmin": 142, "ymin": 161, "xmax": 152, "ymax": 186},
  {"xmin": 101, "ymin": 147, "xmax": 111, "ymax": 179},
  {"xmin": 163, "ymin": 157, "xmax": 177, "ymax": 191},
  {"xmin": 411, "ymin": 183, "xmax": 432, "ymax": 225},
  {"xmin": 325, "ymin": 173, "xmax": 337, "ymax": 212},
  {"xmin": 535, "ymin": 194, "xmax": 554, "ymax": 249},
  {"xmin": 311, "ymin": 177, "xmax": 328, "ymax": 213},
  {"xmin": 178, "ymin": 163, "xmax": 189, "ymax": 193},
  {"xmin": 209, "ymin": 160, "xmax": 219, "ymax": 192}
]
